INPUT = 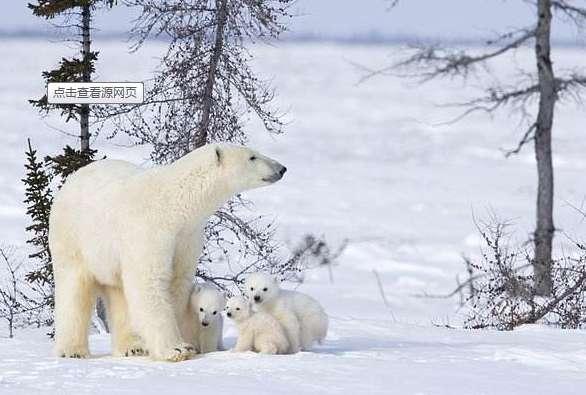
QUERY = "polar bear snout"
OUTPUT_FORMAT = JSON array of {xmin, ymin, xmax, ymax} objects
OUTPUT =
[
  {"xmin": 253, "ymin": 295, "xmax": 262, "ymax": 303},
  {"xmin": 262, "ymin": 162, "xmax": 287, "ymax": 184}
]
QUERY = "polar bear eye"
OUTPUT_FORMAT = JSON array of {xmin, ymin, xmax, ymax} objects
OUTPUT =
[
  {"xmin": 250, "ymin": 287, "xmax": 254, "ymax": 291},
  {"xmin": 236, "ymin": 307, "xmax": 240, "ymax": 311},
  {"xmin": 249, "ymin": 155, "xmax": 257, "ymax": 161},
  {"xmin": 199, "ymin": 307, "xmax": 203, "ymax": 312},
  {"xmin": 263, "ymin": 287, "xmax": 268, "ymax": 292},
  {"xmin": 213, "ymin": 311, "xmax": 217, "ymax": 315}
]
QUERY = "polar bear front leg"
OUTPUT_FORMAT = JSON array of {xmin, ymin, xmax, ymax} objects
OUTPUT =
[
  {"xmin": 104, "ymin": 286, "xmax": 146, "ymax": 357},
  {"xmin": 121, "ymin": 255, "xmax": 194, "ymax": 362},
  {"xmin": 172, "ymin": 232, "xmax": 200, "ymax": 347},
  {"xmin": 233, "ymin": 330, "xmax": 254, "ymax": 352},
  {"xmin": 255, "ymin": 339, "xmax": 278, "ymax": 355},
  {"xmin": 216, "ymin": 316, "xmax": 225, "ymax": 351},
  {"xmin": 278, "ymin": 310, "xmax": 302, "ymax": 354}
]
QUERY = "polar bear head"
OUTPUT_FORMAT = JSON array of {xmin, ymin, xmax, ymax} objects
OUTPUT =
[
  {"xmin": 190, "ymin": 285, "xmax": 226, "ymax": 328},
  {"xmin": 214, "ymin": 144, "xmax": 286, "ymax": 191},
  {"xmin": 244, "ymin": 273, "xmax": 280, "ymax": 306},
  {"xmin": 205, "ymin": 143, "xmax": 287, "ymax": 192},
  {"xmin": 224, "ymin": 296, "xmax": 252, "ymax": 322}
]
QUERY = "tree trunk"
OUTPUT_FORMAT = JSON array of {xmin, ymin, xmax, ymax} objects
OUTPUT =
[
  {"xmin": 195, "ymin": 0, "xmax": 228, "ymax": 149},
  {"xmin": 533, "ymin": 0, "xmax": 555, "ymax": 296},
  {"xmin": 81, "ymin": 3, "xmax": 108, "ymax": 327},
  {"xmin": 80, "ymin": 4, "xmax": 91, "ymax": 153}
]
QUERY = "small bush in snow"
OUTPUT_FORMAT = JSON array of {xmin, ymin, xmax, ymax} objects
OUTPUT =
[
  {"xmin": 460, "ymin": 219, "xmax": 586, "ymax": 330},
  {"xmin": 0, "ymin": 246, "xmax": 52, "ymax": 338}
]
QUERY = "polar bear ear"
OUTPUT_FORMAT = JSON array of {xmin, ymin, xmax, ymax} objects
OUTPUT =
[{"xmin": 215, "ymin": 147, "xmax": 222, "ymax": 166}]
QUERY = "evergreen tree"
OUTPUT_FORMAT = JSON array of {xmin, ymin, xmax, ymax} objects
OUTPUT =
[
  {"xmin": 45, "ymin": 145, "xmax": 98, "ymax": 184},
  {"xmin": 28, "ymin": 0, "xmax": 116, "ymax": 152},
  {"xmin": 22, "ymin": 139, "xmax": 54, "ymax": 321}
]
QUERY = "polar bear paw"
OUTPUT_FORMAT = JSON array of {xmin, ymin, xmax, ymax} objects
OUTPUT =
[
  {"xmin": 57, "ymin": 346, "xmax": 90, "ymax": 359},
  {"xmin": 115, "ymin": 336, "xmax": 148, "ymax": 357},
  {"xmin": 164, "ymin": 343, "xmax": 195, "ymax": 362},
  {"xmin": 123, "ymin": 345, "xmax": 148, "ymax": 357}
]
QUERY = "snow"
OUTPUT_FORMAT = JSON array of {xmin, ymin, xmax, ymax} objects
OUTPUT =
[{"xmin": 1, "ymin": 38, "xmax": 586, "ymax": 394}]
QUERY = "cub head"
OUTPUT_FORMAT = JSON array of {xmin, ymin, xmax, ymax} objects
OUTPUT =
[
  {"xmin": 212, "ymin": 144, "xmax": 287, "ymax": 192},
  {"xmin": 225, "ymin": 296, "xmax": 251, "ymax": 322},
  {"xmin": 190, "ymin": 285, "xmax": 226, "ymax": 328},
  {"xmin": 244, "ymin": 273, "xmax": 280, "ymax": 306}
]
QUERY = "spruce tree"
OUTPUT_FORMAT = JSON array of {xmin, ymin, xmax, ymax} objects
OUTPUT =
[
  {"xmin": 28, "ymin": 0, "xmax": 116, "ymax": 152},
  {"xmin": 22, "ymin": 139, "xmax": 54, "ymax": 321}
]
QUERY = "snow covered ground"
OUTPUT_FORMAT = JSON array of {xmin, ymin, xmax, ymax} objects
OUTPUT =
[{"xmin": 1, "ymin": 38, "xmax": 586, "ymax": 394}]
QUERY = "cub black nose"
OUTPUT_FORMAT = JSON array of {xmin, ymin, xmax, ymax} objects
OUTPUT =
[
  {"xmin": 227, "ymin": 312, "xmax": 232, "ymax": 317},
  {"xmin": 202, "ymin": 322, "xmax": 209, "ymax": 327},
  {"xmin": 279, "ymin": 166, "xmax": 287, "ymax": 176},
  {"xmin": 254, "ymin": 295, "xmax": 261, "ymax": 302}
]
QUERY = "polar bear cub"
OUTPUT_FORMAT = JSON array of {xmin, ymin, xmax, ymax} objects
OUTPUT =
[
  {"xmin": 244, "ymin": 273, "xmax": 328, "ymax": 353},
  {"xmin": 189, "ymin": 285, "xmax": 225, "ymax": 353},
  {"xmin": 225, "ymin": 296, "xmax": 289, "ymax": 354}
]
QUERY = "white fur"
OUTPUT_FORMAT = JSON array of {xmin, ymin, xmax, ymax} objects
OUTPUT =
[
  {"xmin": 244, "ymin": 273, "xmax": 328, "ymax": 353},
  {"xmin": 225, "ymin": 297, "xmax": 289, "ymax": 354},
  {"xmin": 49, "ymin": 144, "xmax": 285, "ymax": 361},
  {"xmin": 189, "ymin": 284, "xmax": 225, "ymax": 353}
]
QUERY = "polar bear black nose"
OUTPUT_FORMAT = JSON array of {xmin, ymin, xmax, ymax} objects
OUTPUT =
[
  {"xmin": 279, "ymin": 166, "xmax": 287, "ymax": 176},
  {"xmin": 254, "ymin": 295, "xmax": 261, "ymax": 302},
  {"xmin": 227, "ymin": 312, "xmax": 232, "ymax": 317}
]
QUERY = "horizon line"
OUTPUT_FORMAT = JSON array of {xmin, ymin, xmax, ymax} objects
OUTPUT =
[{"xmin": 1, "ymin": 29, "xmax": 585, "ymax": 48}]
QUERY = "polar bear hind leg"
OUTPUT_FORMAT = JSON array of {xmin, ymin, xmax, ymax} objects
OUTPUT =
[
  {"xmin": 54, "ymin": 254, "xmax": 96, "ymax": 358},
  {"xmin": 299, "ymin": 323, "xmax": 315, "ymax": 351}
]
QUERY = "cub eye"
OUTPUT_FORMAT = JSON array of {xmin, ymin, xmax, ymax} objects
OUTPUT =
[
  {"xmin": 250, "ymin": 287, "xmax": 254, "ymax": 291},
  {"xmin": 199, "ymin": 307, "xmax": 203, "ymax": 312},
  {"xmin": 249, "ymin": 155, "xmax": 257, "ymax": 161},
  {"xmin": 236, "ymin": 307, "xmax": 240, "ymax": 311},
  {"xmin": 213, "ymin": 311, "xmax": 217, "ymax": 315},
  {"xmin": 263, "ymin": 287, "xmax": 268, "ymax": 292}
]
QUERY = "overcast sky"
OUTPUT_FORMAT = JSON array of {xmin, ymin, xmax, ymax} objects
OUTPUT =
[{"xmin": 0, "ymin": 0, "xmax": 583, "ymax": 41}]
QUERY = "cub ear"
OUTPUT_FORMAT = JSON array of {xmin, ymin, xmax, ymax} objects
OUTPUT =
[{"xmin": 215, "ymin": 147, "xmax": 222, "ymax": 166}]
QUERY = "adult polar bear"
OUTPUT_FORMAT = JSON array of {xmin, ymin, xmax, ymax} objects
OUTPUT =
[{"xmin": 49, "ymin": 144, "xmax": 286, "ymax": 361}]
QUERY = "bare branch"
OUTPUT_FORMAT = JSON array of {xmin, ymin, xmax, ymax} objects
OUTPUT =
[
  {"xmin": 552, "ymin": 0, "xmax": 586, "ymax": 27},
  {"xmin": 395, "ymin": 28, "xmax": 536, "ymax": 82},
  {"xmin": 504, "ymin": 123, "xmax": 537, "ymax": 157}
]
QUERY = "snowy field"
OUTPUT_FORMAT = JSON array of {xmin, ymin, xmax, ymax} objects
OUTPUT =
[{"xmin": 1, "ymin": 38, "xmax": 586, "ymax": 394}]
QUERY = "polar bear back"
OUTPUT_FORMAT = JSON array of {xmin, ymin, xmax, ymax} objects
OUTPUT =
[{"xmin": 277, "ymin": 290, "xmax": 326, "ymax": 320}]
